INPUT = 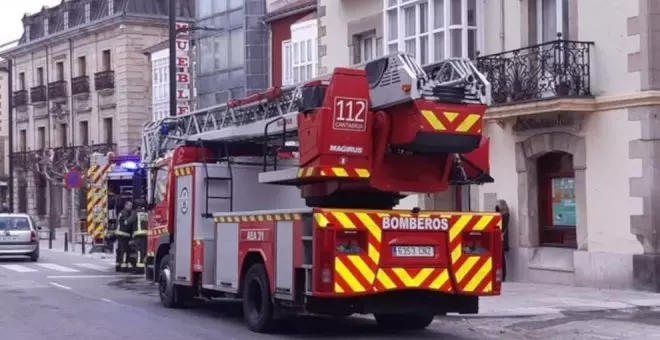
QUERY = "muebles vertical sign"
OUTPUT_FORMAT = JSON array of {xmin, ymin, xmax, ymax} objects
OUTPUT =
[{"xmin": 176, "ymin": 22, "xmax": 191, "ymax": 115}]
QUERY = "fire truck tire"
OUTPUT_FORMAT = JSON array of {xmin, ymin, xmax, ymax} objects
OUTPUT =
[
  {"xmin": 374, "ymin": 313, "xmax": 434, "ymax": 331},
  {"xmin": 158, "ymin": 254, "xmax": 191, "ymax": 308},
  {"xmin": 242, "ymin": 263, "xmax": 276, "ymax": 333}
]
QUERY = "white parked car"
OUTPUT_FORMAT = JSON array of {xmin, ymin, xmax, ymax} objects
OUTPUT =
[{"xmin": 0, "ymin": 213, "xmax": 40, "ymax": 261}]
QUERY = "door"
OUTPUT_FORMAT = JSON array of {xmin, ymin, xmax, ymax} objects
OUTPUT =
[{"xmin": 535, "ymin": 0, "xmax": 569, "ymax": 98}]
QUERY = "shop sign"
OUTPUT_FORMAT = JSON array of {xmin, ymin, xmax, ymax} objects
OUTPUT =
[
  {"xmin": 176, "ymin": 21, "xmax": 191, "ymax": 116},
  {"xmin": 511, "ymin": 112, "xmax": 584, "ymax": 136}
]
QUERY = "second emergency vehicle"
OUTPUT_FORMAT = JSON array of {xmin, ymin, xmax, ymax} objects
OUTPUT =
[{"xmin": 141, "ymin": 53, "xmax": 502, "ymax": 333}]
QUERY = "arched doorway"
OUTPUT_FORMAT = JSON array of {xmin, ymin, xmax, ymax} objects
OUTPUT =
[{"xmin": 536, "ymin": 151, "xmax": 577, "ymax": 248}]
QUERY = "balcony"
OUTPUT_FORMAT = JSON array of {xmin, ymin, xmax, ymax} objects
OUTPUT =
[
  {"xmin": 30, "ymin": 85, "xmax": 47, "ymax": 103},
  {"xmin": 71, "ymin": 76, "xmax": 91, "ymax": 95},
  {"xmin": 13, "ymin": 90, "xmax": 28, "ymax": 107},
  {"xmin": 48, "ymin": 80, "xmax": 68, "ymax": 99},
  {"xmin": 10, "ymin": 143, "xmax": 117, "ymax": 171},
  {"xmin": 475, "ymin": 35, "xmax": 594, "ymax": 110},
  {"xmin": 94, "ymin": 70, "xmax": 115, "ymax": 91}
]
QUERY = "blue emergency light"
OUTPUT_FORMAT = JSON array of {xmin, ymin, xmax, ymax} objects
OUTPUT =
[{"xmin": 121, "ymin": 161, "xmax": 138, "ymax": 170}]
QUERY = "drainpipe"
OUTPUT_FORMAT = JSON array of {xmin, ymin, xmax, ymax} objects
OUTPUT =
[
  {"xmin": 500, "ymin": 0, "xmax": 505, "ymax": 51},
  {"xmin": 68, "ymin": 38, "xmax": 76, "ymax": 240}
]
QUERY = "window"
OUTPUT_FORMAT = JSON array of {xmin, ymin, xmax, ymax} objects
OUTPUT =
[
  {"xmin": 77, "ymin": 56, "xmax": 86, "ymax": 76},
  {"xmin": 229, "ymin": 29, "xmax": 244, "ymax": 68},
  {"xmin": 37, "ymin": 127, "xmax": 46, "ymax": 150},
  {"xmin": 282, "ymin": 40, "xmax": 293, "ymax": 85},
  {"xmin": 59, "ymin": 123, "xmax": 68, "ymax": 147},
  {"xmin": 384, "ymin": 0, "xmax": 480, "ymax": 64},
  {"xmin": 36, "ymin": 68, "xmax": 44, "ymax": 86},
  {"xmin": 63, "ymin": 11, "xmax": 69, "ymax": 29},
  {"xmin": 17, "ymin": 178, "xmax": 27, "ymax": 213},
  {"xmin": 103, "ymin": 117, "xmax": 113, "ymax": 143},
  {"xmin": 536, "ymin": 0, "xmax": 569, "ymax": 42},
  {"xmin": 56, "ymin": 62, "xmax": 64, "ymax": 81},
  {"xmin": 354, "ymin": 32, "xmax": 382, "ymax": 65},
  {"xmin": 36, "ymin": 174, "xmax": 47, "ymax": 216},
  {"xmin": 290, "ymin": 20, "xmax": 318, "ymax": 84},
  {"xmin": 153, "ymin": 167, "xmax": 169, "ymax": 204},
  {"xmin": 84, "ymin": 3, "xmax": 91, "ymax": 23},
  {"xmin": 19, "ymin": 129, "xmax": 26, "ymax": 152},
  {"xmin": 537, "ymin": 151, "xmax": 576, "ymax": 248},
  {"xmin": 18, "ymin": 72, "xmax": 25, "ymax": 90},
  {"xmin": 102, "ymin": 50, "xmax": 111, "ymax": 71},
  {"xmin": 78, "ymin": 120, "xmax": 89, "ymax": 145},
  {"xmin": 43, "ymin": 18, "xmax": 49, "ymax": 35}
]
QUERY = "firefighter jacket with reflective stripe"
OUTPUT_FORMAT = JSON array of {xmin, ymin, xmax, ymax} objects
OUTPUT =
[
  {"xmin": 116, "ymin": 210, "xmax": 135, "ymax": 238},
  {"xmin": 132, "ymin": 212, "xmax": 148, "ymax": 237}
]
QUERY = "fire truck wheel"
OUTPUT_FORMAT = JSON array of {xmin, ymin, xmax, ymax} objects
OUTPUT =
[
  {"xmin": 242, "ymin": 263, "xmax": 275, "ymax": 333},
  {"xmin": 158, "ymin": 254, "xmax": 189, "ymax": 308},
  {"xmin": 374, "ymin": 313, "xmax": 434, "ymax": 331}
]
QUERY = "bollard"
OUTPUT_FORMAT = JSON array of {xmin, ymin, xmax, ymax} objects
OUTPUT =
[
  {"xmin": 64, "ymin": 232, "xmax": 69, "ymax": 252},
  {"xmin": 81, "ymin": 233, "xmax": 86, "ymax": 254},
  {"xmin": 48, "ymin": 228, "xmax": 53, "ymax": 249}
]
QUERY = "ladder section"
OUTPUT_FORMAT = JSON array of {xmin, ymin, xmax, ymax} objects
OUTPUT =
[
  {"xmin": 302, "ymin": 214, "xmax": 314, "ymax": 295},
  {"xmin": 141, "ymin": 84, "xmax": 307, "ymax": 166}
]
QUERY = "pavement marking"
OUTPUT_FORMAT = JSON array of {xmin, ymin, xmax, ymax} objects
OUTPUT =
[
  {"xmin": 73, "ymin": 263, "xmax": 111, "ymax": 271},
  {"xmin": 101, "ymin": 298, "xmax": 114, "ymax": 303},
  {"xmin": 46, "ymin": 274, "xmax": 136, "ymax": 279},
  {"xmin": 36, "ymin": 263, "xmax": 80, "ymax": 273},
  {"xmin": 48, "ymin": 282, "xmax": 72, "ymax": 290},
  {"xmin": 1, "ymin": 264, "xmax": 38, "ymax": 273}
]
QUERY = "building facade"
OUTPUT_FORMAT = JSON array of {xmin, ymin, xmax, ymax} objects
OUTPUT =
[
  {"xmin": 317, "ymin": 0, "xmax": 660, "ymax": 291},
  {"xmin": 195, "ymin": 0, "xmax": 268, "ymax": 109},
  {"xmin": 3, "ymin": 0, "xmax": 192, "ymax": 228}
]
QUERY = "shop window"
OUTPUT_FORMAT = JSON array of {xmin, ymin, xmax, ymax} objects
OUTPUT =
[{"xmin": 537, "ymin": 151, "xmax": 576, "ymax": 248}]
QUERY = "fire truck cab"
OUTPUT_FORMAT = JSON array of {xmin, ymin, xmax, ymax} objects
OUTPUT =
[{"xmin": 142, "ymin": 53, "xmax": 502, "ymax": 333}]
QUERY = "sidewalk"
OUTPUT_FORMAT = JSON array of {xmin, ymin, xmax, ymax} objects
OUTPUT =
[
  {"xmin": 456, "ymin": 281, "xmax": 660, "ymax": 318},
  {"xmin": 39, "ymin": 228, "xmax": 114, "ymax": 261}
]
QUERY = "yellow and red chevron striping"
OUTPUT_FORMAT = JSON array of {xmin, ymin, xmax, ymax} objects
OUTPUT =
[
  {"xmin": 314, "ymin": 209, "xmax": 464, "ymax": 295},
  {"xmin": 314, "ymin": 209, "xmax": 501, "ymax": 296},
  {"xmin": 297, "ymin": 167, "xmax": 370, "ymax": 179},
  {"xmin": 448, "ymin": 214, "xmax": 502, "ymax": 295},
  {"xmin": 86, "ymin": 163, "xmax": 111, "ymax": 239},
  {"xmin": 420, "ymin": 109, "xmax": 483, "ymax": 134}
]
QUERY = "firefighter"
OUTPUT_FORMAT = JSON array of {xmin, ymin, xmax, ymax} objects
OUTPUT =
[
  {"xmin": 129, "ymin": 202, "xmax": 148, "ymax": 274},
  {"xmin": 115, "ymin": 200, "xmax": 136, "ymax": 272}
]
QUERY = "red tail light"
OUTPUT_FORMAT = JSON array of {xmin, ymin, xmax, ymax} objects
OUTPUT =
[
  {"xmin": 30, "ymin": 231, "xmax": 37, "ymax": 243},
  {"xmin": 462, "ymin": 231, "xmax": 491, "ymax": 255},
  {"xmin": 314, "ymin": 226, "xmax": 336, "ymax": 293}
]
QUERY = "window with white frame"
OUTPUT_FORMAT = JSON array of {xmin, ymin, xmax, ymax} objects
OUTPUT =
[
  {"xmin": 384, "ymin": 0, "xmax": 481, "ymax": 65},
  {"xmin": 282, "ymin": 40, "xmax": 293, "ymax": 86},
  {"xmin": 537, "ymin": 0, "xmax": 569, "ymax": 43},
  {"xmin": 354, "ymin": 32, "xmax": 383, "ymax": 65},
  {"xmin": 288, "ymin": 19, "xmax": 317, "ymax": 85}
]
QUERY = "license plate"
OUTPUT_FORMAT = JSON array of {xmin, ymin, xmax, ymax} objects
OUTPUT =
[
  {"xmin": 392, "ymin": 246, "xmax": 435, "ymax": 257},
  {"xmin": 0, "ymin": 236, "xmax": 17, "ymax": 242}
]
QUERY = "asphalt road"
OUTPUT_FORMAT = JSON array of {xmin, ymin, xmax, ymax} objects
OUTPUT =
[{"xmin": 1, "ymin": 249, "xmax": 660, "ymax": 339}]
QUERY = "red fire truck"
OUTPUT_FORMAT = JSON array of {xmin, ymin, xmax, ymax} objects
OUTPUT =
[{"xmin": 140, "ymin": 53, "xmax": 502, "ymax": 333}]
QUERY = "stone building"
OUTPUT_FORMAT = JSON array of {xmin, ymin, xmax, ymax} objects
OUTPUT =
[
  {"xmin": 1, "ymin": 0, "xmax": 192, "ymax": 228},
  {"xmin": 315, "ymin": 0, "xmax": 660, "ymax": 291}
]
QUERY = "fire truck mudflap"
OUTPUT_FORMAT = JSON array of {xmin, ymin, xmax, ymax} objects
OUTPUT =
[{"xmin": 207, "ymin": 208, "xmax": 502, "ymax": 325}]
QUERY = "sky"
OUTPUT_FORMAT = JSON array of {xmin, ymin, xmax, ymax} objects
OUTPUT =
[{"xmin": 0, "ymin": 0, "xmax": 61, "ymax": 46}]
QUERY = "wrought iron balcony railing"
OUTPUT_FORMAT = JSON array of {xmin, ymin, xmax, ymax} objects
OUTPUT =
[
  {"xmin": 94, "ymin": 70, "xmax": 115, "ymax": 91},
  {"xmin": 71, "ymin": 75, "xmax": 91, "ymax": 95},
  {"xmin": 30, "ymin": 85, "xmax": 47, "ymax": 103},
  {"xmin": 475, "ymin": 34, "xmax": 594, "ymax": 105},
  {"xmin": 48, "ymin": 80, "xmax": 68, "ymax": 99},
  {"xmin": 10, "ymin": 143, "xmax": 117, "ymax": 172},
  {"xmin": 13, "ymin": 90, "xmax": 28, "ymax": 107}
]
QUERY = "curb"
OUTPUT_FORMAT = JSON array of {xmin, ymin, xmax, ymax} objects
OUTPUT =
[{"xmin": 445, "ymin": 303, "xmax": 660, "ymax": 319}]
